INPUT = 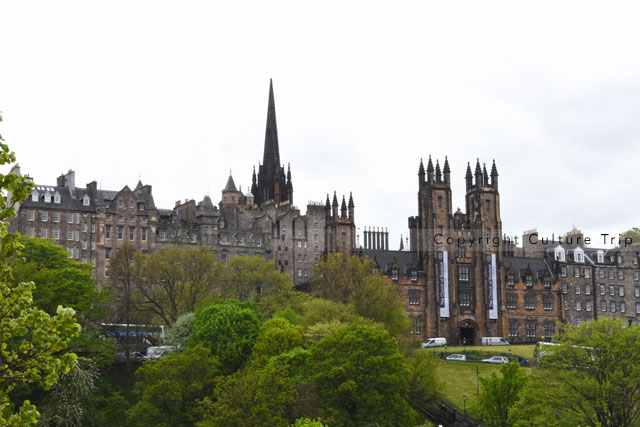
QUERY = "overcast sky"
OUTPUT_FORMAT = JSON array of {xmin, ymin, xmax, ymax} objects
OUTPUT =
[{"xmin": 2, "ymin": 1, "xmax": 639, "ymax": 249}]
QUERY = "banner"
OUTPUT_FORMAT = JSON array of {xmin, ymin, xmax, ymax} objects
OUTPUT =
[
  {"xmin": 486, "ymin": 253, "xmax": 498, "ymax": 320},
  {"xmin": 438, "ymin": 251, "xmax": 449, "ymax": 318}
]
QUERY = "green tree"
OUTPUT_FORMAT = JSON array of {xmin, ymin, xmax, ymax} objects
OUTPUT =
[
  {"xmin": 190, "ymin": 299, "xmax": 262, "ymax": 374},
  {"xmin": 165, "ymin": 312, "xmax": 195, "ymax": 351},
  {"xmin": 622, "ymin": 227, "xmax": 640, "ymax": 242},
  {"xmin": 251, "ymin": 317, "xmax": 303, "ymax": 365},
  {"xmin": 309, "ymin": 321, "xmax": 417, "ymax": 426},
  {"xmin": 311, "ymin": 254, "xmax": 410, "ymax": 337},
  {"xmin": 291, "ymin": 418, "xmax": 327, "ymax": 427},
  {"xmin": 0, "ymin": 118, "xmax": 81, "ymax": 425},
  {"xmin": 515, "ymin": 318, "xmax": 640, "ymax": 427},
  {"xmin": 127, "ymin": 345, "xmax": 220, "ymax": 427},
  {"xmin": 471, "ymin": 361, "xmax": 528, "ymax": 427},
  {"xmin": 406, "ymin": 349, "xmax": 442, "ymax": 409},
  {"xmin": 218, "ymin": 255, "xmax": 293, "ymax": 302},
  {"xmin": 136, "ymin": 246, "xmax": 221, "ymax": 325},
  {"xmin": 199, "ymin": 364, "xmax": 295, "ymax": 427}
]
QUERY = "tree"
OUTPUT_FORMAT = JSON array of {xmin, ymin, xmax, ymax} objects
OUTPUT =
[
  {"xmin": 310, "ymin": 254, "xmax": 410, "ymax": 337},
  {"xmin": 135, "ymin": 246, "xmax": 221, "ymax": 325},
  {"xmin": 471, "ymin": 361, "xmax": 528, "ymax": 427},
  {"xmin": 406, "ymin": 350, "xmax": 442, "ymax": 409},
  {"xmin": 251, "ymin": 317, "xmax": 303, "ymax": 365},
  {"xmin": 190, "ymin": 299, "xmax": 262, "ymax": 374},
  {"xmin": 218, "ymin": 255, "xmax": 293, "ymax": 302},
  {"xmin": 127, "ymin": 345, "xmax": 220, "ymax": 427},
  {"xmin": 622, "ymin": 227, "xmax": 640, "ymax": 242},
  {"xmin": 0, "ymin": 118, "xmax": 81, "ymax": 425},
  {"xmin": 514, "ymin": 318, "xmax": 640, "ymax": 427},
  {"xmin": 165, "ymin": 312, "xmax": 195, "ymax": 351},
  {"xmin": 309, "ymin": 320, "xmax": 417, "ymax": 426}
]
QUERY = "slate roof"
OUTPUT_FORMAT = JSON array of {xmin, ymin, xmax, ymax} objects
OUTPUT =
[
  {"xmin": 504, "ymin": 256, "xmax": 554, "ymax": 281},
  {"xmin": 360, "ymin": 249, "xmax": 418, "ymax": 275}
]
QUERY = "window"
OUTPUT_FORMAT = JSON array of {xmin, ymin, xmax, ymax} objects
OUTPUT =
[
  {"xmin": 575, "ymin": 284, "xmax": 581, "ymax": 295},
  {"xmin": 142, "ymin": 217, "xmax": 147, "ymax": 223},
  {"xmin": 106, "ymin": 225, "xmax": 111, "ymax": 239},
  {"xmin": 190, "ymin": 233, "xmax": 196, "ymax": 243},
  {"xmin": 437, "ymin": 196, "xmax": 442, "ymax": 207},
  {"xmin": 507, "ymin": 273, "xmax": 515, "ymax": 286},
  {"xmin": 544, "ymin": 323, "xmax": 555, "ymax": 338},
  {"xmin": 128, "ymin": 199, "xmax": 134, "ymax": 209},
  {"xmin": 314, "ymin": 234, "xmax": 318, "ymax": 242},
  {"xmin": 525, "ymin": 295, "xmax": 535, "ymax": 310},
  {"xmin": 506, "ymin": 294, "xmax": 517, "ymax": 309},
  {"xmin": 585, "ymin": 284, "xmax": 591, "ymax": 295},
  {"xmin": 127, "ymin": 216, "xmax": 134, "ymax": 223},
  {"xmin": 543, "ymin": 276, "xmax": 550, "ymax": 288},
  {"xmin": 314, "ymin": 223, "xmax": 318, "ymax": 231},
  {"xmin": 564, "ymin": 300, "xmax": 569, "ymax": 311},
  {"xmin": 160, "ymin": 231, "xmax": 166, "ymax": 241},
  {"xmin": 618, "ymin": 256, "xmax": 623, "ymax": 264},
  {"xmin": 82, "ymin": 195, "xmax": 90, "ymax": 206},
  {"xmin": 597, "ymin": 252, "xmax": 604, "ymax": 263},
  {"xmin": 67, "ymin": 212, "xmax": 73, "ymax": 223},
  {"xmin": 610, "ymin": 301, "xmax": 616, "ymax": 313},
  {"xmin": 105, "ymin": 248, "xmax": 111, "ymax": 260},
  {"xmin": 304, "ymin": 255, "xmax": 308, "ymax": 263},
  {"xmin": 91, "ymin": 241, "xmax": 95, "ymax": 250},
  {"xmin": 221, "ymin": 234, "xmax": 227, "ymax": 244},
  {"xmin": 104, "ymin": 268, "xmax": 109, "ymax": 277},
  {"xmin": 635, "ymin": 272, "xmax": 640, "ymax": 281},
  {"xmin": 117, "ymin": 226, "xmax": 123, "ymax": 240},
  {"xmin": 459, "ymin": 290, "xmax": 470, "ymax": 307},
  {"xmin": 508, "ymin": 321, "xmax": 518, "ymax": 337},
  {"xmin": 574, "ymin": 267, "xmax": 580, "ymax": 278},
  {"xmin": 31, "ymin": 190, "xmax": 39, "ymax": 202},
  {"xmin": 458, "ymin": 266, "xmax": 470, "ymax": 282},
  {"xmin": 410, "ymin": 316, "xmax": 423, "ymax": 335},
  {"xmin": 75, "ymin": 230, "xmax": 79, "ymax": 241},
  {"xmin": 610, "ymin": 285, "xmax": 615, "ymax": 296},
  {"xmin": 585, "ymin": 268, "xmax": 590, "ymax": 279},
  {"xmin": 561, "ymin": 266, "xmax": 567, "ymax": 277},
  {"xmin": 118, "ymin": 215, "xmax": 123, "ymax": 222},
  {"xmin": 282, "ymin": 225, "xmax": 286, "ymax": 233},
  {"xmin": 525, "ymin": 275, "xmax": 533, "ymax": 287},
  {"xmin": 40, "ymin": 228, "xmax": 47, "ymax": 238},
  {"xmin": 53, "ymin": 228, "xmax": 59, "ymax": 239},
  {"xmin": 118, "ymin": 199, "xmax": 123, "ymax": 208},
  {"xmin": 601, "ymin": 301, "xmax": 607, "ymax": 312},
  {"xmin": 297, "ymin": 254, "xmax": 302, "ymax": 263},
  {"xmin": 586, "ymin": 301, "xmax": 592, "ymax": 312},
  {"xmin": 636, "ymin": 286, "xmax": 640, "ymax": 297},
  {"xmin": 458, "ymin": 247, "xmax": 467, "ymax": 258},
  {"xmin": 576, "ymin": 301, "xmax": 582, "ymax": 311},
  {"xmin": 54, "ymin": 192, "xmax": 61, "ymax": 203},
  {"xmin": 342, "ymin": 232, "xmax": 346, "ymax": 244},
  {"xmin": 82, "ymin": 223, "xmax": 87, "ymax": 232},
  {"xmin": 81, "ymin": 240, "xmax": 87, "ymax": 250},
  {"xmin": 314, "ymin": 246, "xmax": 319, "ymax": 255},
  {"xmin": 621, "ymin": 302, "xmax": 626, "ymax": 313},
  {"xmin": 27, "ymin": 209, "xmax": 35, "ymax": 221},
  {"xmin": 297, "ymin": 241, "xmax": 302, "ymax": 248},
  {"xmin": 609, "ymin": 270, "xmax": 615, "ymax": 280},
  {"xmin": 562, "ymin": 283, "xmax": 567, "ymax": 294},
  {"xmin": 304, "ymin": 269, "xmax": 308, "ymax": 277},
  {"xmin": 297, "ymin": 268, "xmax": 302, "ymax": 277},
  {"xmin": 411, "ymin": 269, "xmax": 418, "ymax": 282},
  {"xmin": 543, "ymin": 297, "xmax": 553, "ymax": 310},
  {"xmin": 485, "ymin": 199, "xmax": 490, "ymax": 213},
  {"xmin": 67, "ymin": 230, "xmax": 73, "ymax": 240},
  {"xmin": 41, "ymin": 211, "xmax": 48, "ymax": 222},
  {"xmin": 556, "ymin": 251, "xmax": 565, "ymax": 262},
  {"xmin": 619, "ymin": 286, "xmax": 625, "ymax": 297},
  {"xmin": 599, "ymin": 269, "xmax": 605, "ymax": 279},
  {"xmin": 575, "ymin": 252, "xmax": 584, "ymax": 262},
  {"xmin": 75, "ymin": 248, "xmax": 79, "ymax": 258},
  {"xmin": 391, "ymin": 268, "xmax": 399, "ymax": 281},
  {"xmin": 600, "ymin": 284, "xmax": 606, "ymax": 295},
  {"xmin": 256, "ymin": 235, "xmax": 262, "ymax": 246},
  {"xmin": 409, "ymin": 290, "xmax": 421, "ymax": 305},
  {"xmin": 304, "ymin": 241, "xmax": 308, "ymax": 248},
  {"xmin": 75, "ymin": 213, "xmax": 79, "ymax": 224},
  {"xmin": 637, "ymin": 303, "xmax": 640, "ymax": 314},
  {"xmin": 67, "ymin": 247, "xmax": 73, "ymax": 257},
  {"xmin": 142, "ymin": 228, "xmax": 147, "ymax": 241},
  {"xmin": 526, "ymin": 322, "xmax": 536, "ymax": 338},
  {"xmin": 53, "ymin": 212, "xmax": 60, "ymax": 222}
]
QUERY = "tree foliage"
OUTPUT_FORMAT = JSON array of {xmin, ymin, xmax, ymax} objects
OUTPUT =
[
  {"xmin": 190, "ymin": 299, "xmax": 262, "ymax": 374},
  {"xmin": 0, "ymin": 117, "xmax": 81, "ymax": 426},
  {"xmin": 251, "ymin": 317, "xmax": 303, "ymax": 365},
  {"xmin": 518, "ymin": 318, "xmax": 640, "ymax": 427},
  {"xmin": 309, "ymin": 320, "xmax": 417, "ymax": 426},
  {"xmin": 311, "ymin": 254, "xmax": 410, "ymax": 337},
  {"xmin": 218, "ymin": 255, "xmax": 293, "ymax": 301},
  {"xmin": 406, "ymin": 349, "xmax": 442, "ymax": 409},
  {"xmin": 472, "ymin": 361, "xmax": 528, "ymax": 427},
  {"xmin": 127, "ymin": 345, "xmax": 220, "ymax": 427}
]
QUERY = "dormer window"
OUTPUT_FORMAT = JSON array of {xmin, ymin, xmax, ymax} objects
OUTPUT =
[
  {"xmin": 574, "ymin": 251, "xmax": 584, "ymax": 263},
  {"xmin": 391, "ymin": 268, "xmax": 399, "ymax": 281},
  {"xmin": 54, "ymin": 192, "xmax": 61, "ymax": 203},
  {"xmin": 597, "ymin": 252, "xmax": 604, "ymax": 263},
  {"xmin": 543, "ymin": 275, "xmax": 551, "ymax": 288},
  {"xmin": 411, "ymin": 269, "xmax": 418, "ymax": 282},
  {"xmin": 31, "ymin": 190, "xmax": 39, "ymax": 202},
  {"xmin": 525, "ymin": 275, "xmax": 533, "ymax": 287},
  {"xmin": 82, "ymin": 194, "xmax": 90, "ymax": 206},
  {"xmin": 555, "ymin": 250, "xmax": 565, "ymax": 262},
  {"xmin": 138, "ymin": 202, "xmax": 145, "ymax": 211},
  {"xmin": 44, "ymin": 192, "xmax": 52, "ymax": 203},
  {"xmin": 507, "ymin": 273, "xmax": 515, "ymax": 286}
]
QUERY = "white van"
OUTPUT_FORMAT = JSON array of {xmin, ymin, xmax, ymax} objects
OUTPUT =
[
  {"xmin": 481, "ymin": 337, "xmax": 510, "ymax": 346},
  {"xmin": 145, "ymin": 346, "xmax": 174, "ymax": 360},
  {"xmin": 421, "ymin": 337, "xmax": 447, "ymax": 348}
]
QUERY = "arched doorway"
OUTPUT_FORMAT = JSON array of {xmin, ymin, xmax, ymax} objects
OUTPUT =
[{"xmin": 459, "ymin": 320, "xmax": 476, "ymax": 345}]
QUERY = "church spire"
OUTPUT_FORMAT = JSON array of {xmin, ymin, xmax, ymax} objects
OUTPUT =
[{"xmin": 263, "ymin": 78, "xmax": 280, "ymax": 170}]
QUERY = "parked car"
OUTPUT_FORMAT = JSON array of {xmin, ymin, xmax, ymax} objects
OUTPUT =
[
  {"xmin": 145, "ymin": 345, "xmax": 175, "ymax": 360},
  {"xmin": 482, "ymin": 356, "xmax": 509, "ymax": 364},
  {"xmin": 114, "ymin": 351, "xmax": 146, "ymax": 363},
  {"xmin": 421, "ymin": 337, "xmax": 447, "ymax": 348},
  {"xmin": 445, "ymin": 354, "xmax": 467, "ymax": 362},
  {"xmin": 481, "ymin": 337, "xmax": 510, "ymax": 346}
]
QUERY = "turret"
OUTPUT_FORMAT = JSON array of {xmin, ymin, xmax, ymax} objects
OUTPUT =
[
  {"xmin": 443, "ymin": 156, "xmax": 451, "ymax": 185},
  {"xmin": 474, "ymin": 159, "xmax": 482, "ymax": 187},
  {"xmin": 332, "ymin": 191, "xmax": 339, "ymax": 218},
  {"xmin": 348, "ymin": 192, "xmax": 354, "ymax": 221},
  {"xmin": 325, "ymin": 194, "xmax": 331, "ymax": 218},
  {"xmin": 427, "ymin": 155, "xmax": 434, "ymax": 184},
  {"xmin": 483, "ymin": 163, "xmax": 489, "ymax": 187},
  {"xmin": 465, "ymin": 162, "xmax": 473, "ymax": 191},
  {"xmin": 341, "ymin": 195, "xmax": 347, "ymax": 218},
  {"xmin": 286, "ymin": 163, "xmax": 293, "ymax": 204},
  {"xmin": 435, "ymin": 160, "xmax": 442, "ymax": 183},
  {"xmin": 418, "ymin": 158, "xmax": 425, "ymax": 186},
  {"xmin": 491, "ymin": 159, "xmax": 499, "ymax": 188}
]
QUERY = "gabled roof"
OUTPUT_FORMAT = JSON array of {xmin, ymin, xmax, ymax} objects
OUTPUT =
[{"xmin": 223, "ymin": 174, "xmax": 238, "ymax": 192}]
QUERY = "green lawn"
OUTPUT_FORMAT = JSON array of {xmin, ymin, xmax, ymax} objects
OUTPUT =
[
  {"xmin": 435, "ymin": 360, "xmax": 502, "ymax": 408},
  {"xmin": 441, "ymin": 344, "xmax": 535, "ymax": 359}
]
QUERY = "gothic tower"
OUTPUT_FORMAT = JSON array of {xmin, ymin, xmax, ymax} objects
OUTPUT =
[
  {"xmin": 253, "ymin": 79, "xmax": 293, "ymax": 206},
  {"xmin": 325, "ymin": 191, "xmax": 356, "ymax": 258}
]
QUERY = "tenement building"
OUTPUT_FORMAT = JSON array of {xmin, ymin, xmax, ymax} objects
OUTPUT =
[{"xmin": 9, "ymin": 80, "xmax": 354, "ymax": 287}]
